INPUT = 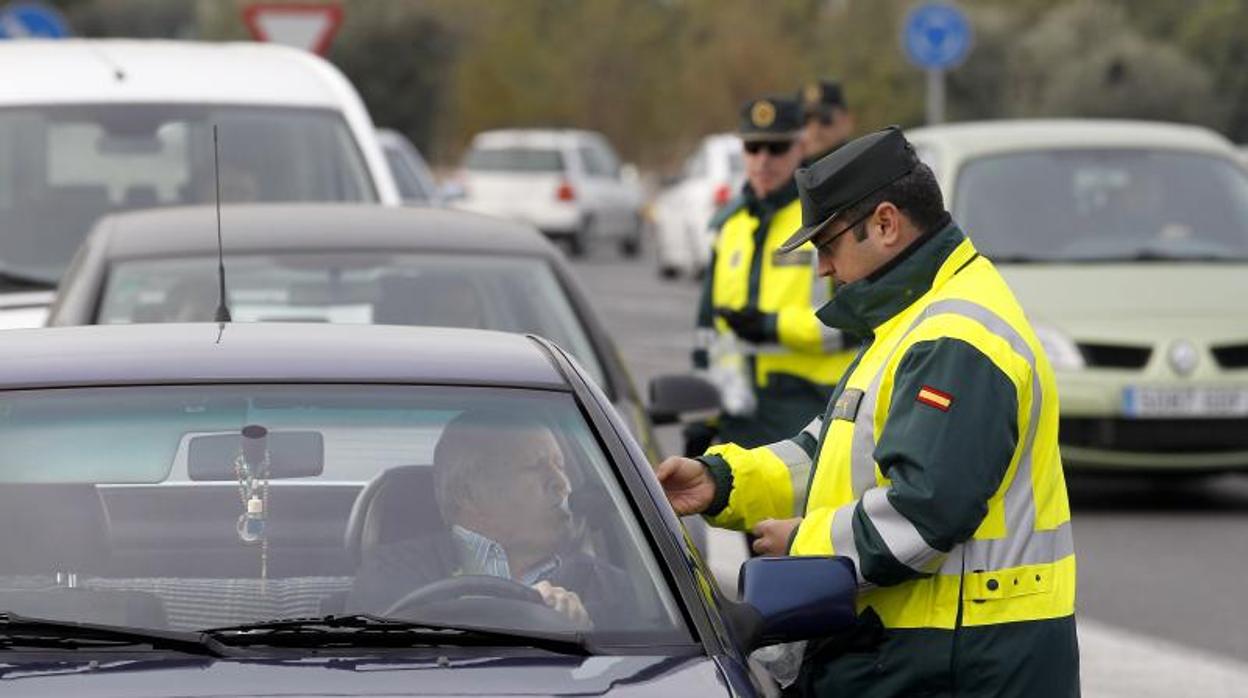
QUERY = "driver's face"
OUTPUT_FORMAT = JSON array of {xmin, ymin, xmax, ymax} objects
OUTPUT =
[{"xmin": 483, "ymin": 428, "xmax": 572, "ymax": 554}]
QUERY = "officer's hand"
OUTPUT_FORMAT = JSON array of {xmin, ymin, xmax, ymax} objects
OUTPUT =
[
  {"xmin": 752, "ymin": 517, "xmax": 802, "ymax": 556},
  {"xmin": 532, "ymin": 581, "xmax": 592, "ymax": 629},
  {"xmin": 717, "ymin": 307, "xmax": 775, "ymax": 344},
  {"xmin": 655, "ymin": 456, "xmax": 715, "ymax": 515}
]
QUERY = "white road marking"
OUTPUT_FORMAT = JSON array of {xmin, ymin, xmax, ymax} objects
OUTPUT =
[
  {"xmin": 705, "ymin": 524, "xmax": 1248, "ymax": 697},
  {"xmin": 1079, "ymin": 616, "xmax": 1248, "ymax": 698}
]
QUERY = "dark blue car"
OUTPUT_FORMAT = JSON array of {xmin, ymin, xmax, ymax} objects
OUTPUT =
[{"xmin": 0, "ymin": 323, "xmax": 855, "ymax": 696}]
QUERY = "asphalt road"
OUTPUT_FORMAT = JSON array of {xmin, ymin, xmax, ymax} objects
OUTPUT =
[{"xmin": 567, "ymin": 240, "xmax": 1248, "ymax": 669}]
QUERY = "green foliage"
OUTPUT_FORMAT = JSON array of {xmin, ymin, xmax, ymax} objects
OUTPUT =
[
  {"xmin": 328, "ymin": 4, "xmax": 458, "ymax": 161},
  {"xmin": 51, "ymin": 0, "xmax": 1248, "ymax": 165},
  {"xmin": 1006, "ymin": 2, "xmax": 1219, "ymax": 126}
]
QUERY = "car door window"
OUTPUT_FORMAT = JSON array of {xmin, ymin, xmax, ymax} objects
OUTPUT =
[{"xmin": 577, "ymin": 145, "xmax": 619, "ymax": 179}]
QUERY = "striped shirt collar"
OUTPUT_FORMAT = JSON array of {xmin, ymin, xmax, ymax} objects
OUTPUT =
[{"xmin": 450, "ymin": 525, "xmax": 560, "ymax": 586}]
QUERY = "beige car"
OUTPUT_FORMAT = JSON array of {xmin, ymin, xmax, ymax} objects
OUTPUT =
[{"xmin": 908, "ymin": 120, "xmax": 1248, "ymax": 474}]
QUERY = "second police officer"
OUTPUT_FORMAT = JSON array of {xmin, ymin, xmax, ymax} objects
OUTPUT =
[{"xmin": 688, "ymin": 96, "xmax": 860, "ymax": 454}]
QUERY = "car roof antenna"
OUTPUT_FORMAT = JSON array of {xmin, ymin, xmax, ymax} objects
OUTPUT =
[{"xmin": 212, "ymin": 124, "xmax": 232, "ymax": 325}]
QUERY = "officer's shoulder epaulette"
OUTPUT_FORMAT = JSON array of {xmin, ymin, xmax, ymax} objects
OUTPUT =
[{"xmin": 707, "ymin": 193, "xmax": 748, "ymax": 230}]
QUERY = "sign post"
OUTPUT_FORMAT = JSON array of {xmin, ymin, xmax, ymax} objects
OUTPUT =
[
  {"xmin": 901, "ymin": 2, "xmax": 972, "ymax": 125},
  {"xmin": 242, "ymin": 3, "xmax": 343, "ymax": 56},
  {"xmin": 0, "ymin": 1, "xmax": 70, "ymax": 39}
]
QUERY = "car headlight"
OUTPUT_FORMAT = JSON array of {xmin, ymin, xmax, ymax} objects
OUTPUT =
[{"xmin": 1032, "ymin": 322, "xmax": 1085, "ymax": 371}]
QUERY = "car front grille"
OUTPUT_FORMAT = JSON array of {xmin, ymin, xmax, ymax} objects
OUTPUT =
[
  {"xmin": 1075, "ymin": 343, "xmax": 1152, "ymax": 369},
  {"xmin": 1211, "ymin": 343, "xmax": 1248, "ymax": 369},
  {"xmin": 1061, "ymin": 417, "xmax": 1248, "ymax": 453}
]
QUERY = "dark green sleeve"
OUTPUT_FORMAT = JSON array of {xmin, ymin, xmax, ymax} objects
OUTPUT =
[
  {"xmin": 692, "ymin": 248, "xmax": 717, "ymax": 370},
  {"xmin": 707, "ymin": 193, "xmax": 745, "ymax": 230},
  {"xmin": 852, "ymin": 338, "xmax": 1019, "ymax": 587}
]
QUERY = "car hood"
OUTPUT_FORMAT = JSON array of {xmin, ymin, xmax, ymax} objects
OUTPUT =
[
  {"xmin": 1000, "ymin": 263, "xmax": 1248, "ymax": 343},
  {"xmin": 0, "ymin": 653, "xmax": 731, "ymax": 697}
]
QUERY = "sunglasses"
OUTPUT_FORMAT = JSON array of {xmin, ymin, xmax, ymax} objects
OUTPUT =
[
  {"xmin": 744, "ymin": 140, "xmax": 794, "ymax": 156},
  {"xmin": 811, "ymin": 206, "xmax": 877, "ymax": 251}
]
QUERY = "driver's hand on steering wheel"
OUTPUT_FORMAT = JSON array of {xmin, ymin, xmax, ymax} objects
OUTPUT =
[{"xmin": 531, "ymin": 580, "xmax": 592, "ymax": 629}]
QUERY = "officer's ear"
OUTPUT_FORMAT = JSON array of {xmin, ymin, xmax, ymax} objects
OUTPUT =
[{"xmin": 873, "ymin": 201, "xmax": 906, "ymax": 247}]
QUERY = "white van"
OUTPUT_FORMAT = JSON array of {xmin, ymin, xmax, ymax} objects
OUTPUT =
[
  {"xmin": 0, "ymin": 39, "xmax": 399, "ymax": 327},
  {"xmin": 454, "ymin": 129, "xmax": 643, "ymax": 257}
]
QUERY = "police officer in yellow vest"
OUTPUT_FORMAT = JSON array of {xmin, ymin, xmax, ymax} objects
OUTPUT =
[
  {"xmin": 689, "ymin": 96, "xmax": 859, "ymax": 453},
  {"xmin": 661, "ymin": 127, "xmax": 1078, "ymax": 697}
]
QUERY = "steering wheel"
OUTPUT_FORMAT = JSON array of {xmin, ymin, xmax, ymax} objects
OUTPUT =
[{"xmin": 383, "ymin": 575, "xmax": 545, "ymax": 618}]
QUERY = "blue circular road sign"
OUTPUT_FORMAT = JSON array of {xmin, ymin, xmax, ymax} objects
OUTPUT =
[
  {"xmin": 0, "ymin": 1, "xmax": 70, "ymax": 39},
  {"xmin": 902, "ymin": 2, "xmax": 972, "ymax": 70}
]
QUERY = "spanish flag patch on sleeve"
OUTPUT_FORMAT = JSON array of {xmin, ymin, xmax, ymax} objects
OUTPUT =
[{"xmin": 916, "ymin": 385, "xmax": 953, "ymax": 412}]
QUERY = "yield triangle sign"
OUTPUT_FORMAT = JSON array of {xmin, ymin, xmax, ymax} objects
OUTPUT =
[{"xmin": 242, "ymin": 3, "xmax": 343, "ymax": 56}]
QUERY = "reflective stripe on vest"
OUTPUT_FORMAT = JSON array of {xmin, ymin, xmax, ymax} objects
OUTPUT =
[
  {"xmin": 819, "ymin": 274, "xmax": 1074, "ymax": 628},
  {"xmin": 844, "ymin": 297, "xmax": 1063, "ymax": 574}
]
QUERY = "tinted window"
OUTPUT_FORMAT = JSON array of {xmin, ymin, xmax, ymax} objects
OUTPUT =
[
  {"xmin": 384, "ymin": 147, "xmax": 433, "ymax": 203},
  {"xmin": 0, "ymin": 384, "xmax": 688, "ymax": 644},
  {"xmin": 97, "ymin": 253, "xmax": 607, "ymax": 389},
  {"xmin": 954, "ymin": 149, "xmax": 1248, "ymax": 261},
  {"xmin": 464, "ymin": 147, "xmax": 565, "ymax": 173},
  {"xmin": 0, "ymin": 105, "xmax": 376, "ymax": 283},
  {"xmin": 578, "ymin": 145, "xmax": 619, "ymax": 178}
]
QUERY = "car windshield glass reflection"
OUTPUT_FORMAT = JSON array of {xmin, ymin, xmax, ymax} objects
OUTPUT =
[
  {"xmin": 954, "ymin": 149, "xmax": 1248, "ymax": 262},
  {"xmin": 96, "ymin": 253, "xmax": 607, "ymax": 389},
  {"xmin": 0, "ymin": 385, "xmax": 686, "ymax": 646},
  {"xmin": 465, "ymin": 148, "xmax": 565, "ymax": 173},
  {"xmin": 0, "ymin": 105, "xmax": 376, "ymax": 283}
]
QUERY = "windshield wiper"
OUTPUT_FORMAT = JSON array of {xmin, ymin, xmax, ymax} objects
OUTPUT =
[
  {"xmin": 0, "ymin": 612, "xmax": 233, "ymax": 657},
  {"xmin": 202, "ymin": 614, "xmax": 591, "ymax": 656}
]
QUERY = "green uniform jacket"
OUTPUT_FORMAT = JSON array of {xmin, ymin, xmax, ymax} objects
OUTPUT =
[
  {"xmin": 700, "ymin": 221, "xmax": 1079, "ymax": 697},
  {"xmin": 694, "ymin": 180, "xmax": 857, "ymax": 447}
]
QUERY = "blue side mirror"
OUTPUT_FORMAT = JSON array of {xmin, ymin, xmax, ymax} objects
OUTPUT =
[{"xmin": 732, "ymin": 556, "xmax": 857, "ymax": 650}]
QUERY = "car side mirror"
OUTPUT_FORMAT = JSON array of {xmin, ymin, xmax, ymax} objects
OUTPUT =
[
  {"xmin": 729, "ymin": 556, "xmax": 857, "ymax": 651},
  {"xmin": 647, "ymin": 373, "xmax": 721, "ymax": 425}
]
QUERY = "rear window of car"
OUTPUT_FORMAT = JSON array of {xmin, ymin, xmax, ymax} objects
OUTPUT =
[
  {"xmin": 464, "ymin": 147, "xmax": 565, "ymax": 173},
  {"xmin": 96, "ymin": 252, "xmax": 607, "ymax": 390}
]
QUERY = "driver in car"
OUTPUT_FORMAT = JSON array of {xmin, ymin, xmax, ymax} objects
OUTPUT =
[{"xmin": 348, "ymin": 411, "xmax": 628, "ymax": 628}]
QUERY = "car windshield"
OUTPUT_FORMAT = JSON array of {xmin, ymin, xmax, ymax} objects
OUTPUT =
[
  {"xmin": 0, "ymin": 384, "xmax": 687, "ymax": 645},
  {"xmin": 96, "ymin": 253, "xmax": 607, "ymax": 390},
  {"xmin": 953, "ymin": 149, "xmax": 1248, "ymax": 262},
  {"xmin": 465, "ymin": 147, "xmax": 565, "ymax": 173},
  {"xmin": 0, "ymin": 104, "xmax": 376, "ymax": 284}
]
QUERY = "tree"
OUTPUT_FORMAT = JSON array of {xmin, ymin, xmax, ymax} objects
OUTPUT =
[{"xmin": 1005, "ymin": 1, "xmax": 1219, "ymax": 127}]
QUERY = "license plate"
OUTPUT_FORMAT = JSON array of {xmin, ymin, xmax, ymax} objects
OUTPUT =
[{"xmin": 1122, "ymin": 386, "xmax": 1248, "ymax": 418}]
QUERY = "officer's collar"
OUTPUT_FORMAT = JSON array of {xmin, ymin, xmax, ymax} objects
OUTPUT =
[
  {"xmin": 816, "ymin": 216, "xmax": 967, "ymax": 334},
  {"xmin": 742, "ymin": 176, "xmax": 799, "ymax": 215}
]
